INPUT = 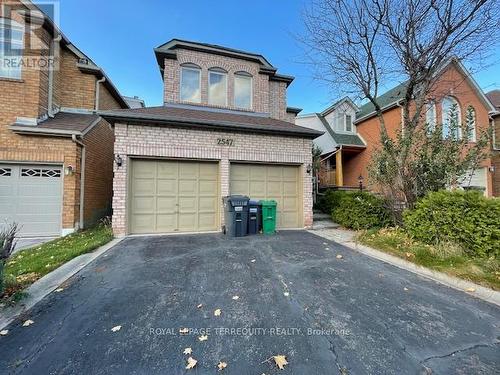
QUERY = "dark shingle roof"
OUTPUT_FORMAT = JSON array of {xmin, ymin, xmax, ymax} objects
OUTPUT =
[
  {"xmin": 486, "ymin": 90, "xmax": 500, "ymax": 110},
  {"xmin": 100, "ymin": 105, "xmax": 323, "ymax": 139},
  {"xmin": 356, "ymin": 82, "xmax": 408, "ymax": 121},
  {"xmin": 317, "ymin": 114, "xmax": 365, "ymax": 147},
  {"xmin": 10, "ymin": 112, "xmax": 100, "ymax": 135}
]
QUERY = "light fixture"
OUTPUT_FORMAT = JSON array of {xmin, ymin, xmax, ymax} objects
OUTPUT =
[
  {"xmin": 114, "ymin": 154, "xmax": 123, "ymax": 168},
  {"xmin": 64, "ymin": 165, "xmax": 74, "ymax": 176},
  {"xmin": 358, "ymin": 174, "xmax": 364, "ymax": 192},
  {"xmin": 306, "ymin": 164, "xmax": 312, "ymax": 174},
  {"xmin": 489, "ymin": 166, "xmax": 495, "ymax": 173}
]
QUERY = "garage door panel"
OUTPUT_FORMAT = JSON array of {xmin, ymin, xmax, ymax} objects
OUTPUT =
[
  {"xmin": 230, "ymin": 163, "xmax": 301, "ymax": 229},
  {"xmin": 132, "ymin": 179, "xmax": 155, "ymax": 196},
  {"xmin": 0, "ymin": 164, "xmax": 62, "ymax": 237},
  {"xmin": 130, "ymin": 159, "xmax": 218, "ymax": 234},
  {"xmin": 133, "ymin": 162, "xmax": 156, "ymax": 178}
]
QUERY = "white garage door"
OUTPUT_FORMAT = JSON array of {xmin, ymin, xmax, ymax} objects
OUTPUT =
[
  {"xmin": 129, "ymin": 159, "xmax": 219, "ymax": 234},
  {"xmin": 230, "ymin": 163, "xmax": 302, "ymax": 228},
  {"xmin": 0, "ymin": 164, "xmax": 63, "ymax": 237}
]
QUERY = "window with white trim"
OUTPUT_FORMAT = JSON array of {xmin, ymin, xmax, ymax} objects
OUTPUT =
[
  {"xmin": 234, "ymin": 72, "xmax": 252, "ymax": 109},
  {"xmin": 208, "ymin": 68, "xmax": 227, "ymax": 106},
  {"xmin": 425, "ymin": 100, "xmax": 437, "ymax": 132},
  {"xmin": 180, "ymin": 64, "xmax": 201, "ymax": 103},
  {"xmin": 0, "ymin": 18, "xmax": 24, "ymax": 79},
  {"xmin": 335, "ymin": 112, "xmax": 354, "ymax": 133},
  {"xmin": 442, "ymin": 96, "xmax": 461, "ymax": 139},
  {"xmin": 465, "ymin": 105, "xmax": 477, "ymax": 142}
]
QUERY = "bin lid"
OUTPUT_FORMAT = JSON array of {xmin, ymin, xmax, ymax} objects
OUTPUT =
[
  {"xmin": 224, "ymin": 195, "xmax": 250, "ymax": 206},
  {"xmin": 260, "ymin": 199, "xmax": 277, "ymax": 207},
  {"xmin": 249, "ymin": 200, "xmax": 261, "ymax": 206}
]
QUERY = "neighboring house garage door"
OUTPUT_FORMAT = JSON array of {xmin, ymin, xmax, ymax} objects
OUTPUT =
[
  {"xmin": 230, "ymin": 163, "xmax": 301, "ymax": 228},
  {"xmin": 0, "ymin": 164, "xmax": 62, "ymax": 237},
  {"xmin": 129, "ymin": 159, "xmax": 219, "ymax": 234}
]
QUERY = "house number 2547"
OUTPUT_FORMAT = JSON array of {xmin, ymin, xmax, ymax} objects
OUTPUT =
[{"xmin": 217, "ymin": 138, "xmax": 234, "ymax": 146}]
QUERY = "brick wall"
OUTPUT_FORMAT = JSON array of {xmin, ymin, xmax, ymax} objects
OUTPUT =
[
  {"xmin": 82, "ymin": 120, "xmax": 115, "ymax": 226},
  {"xmin": 162, "ymin": 49, "xmax": 289, "ymax": 120},
  {"xmin": 112, "ymin": 123, "xmax": 313, "ymax": 236},
  {"xmin": 345, "ymin": 63, "xmax": 495, "ymax": 196}
]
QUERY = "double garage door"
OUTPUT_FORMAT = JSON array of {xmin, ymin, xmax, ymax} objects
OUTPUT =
[
  {"xmin": 0, "ymin": 164, "xmax": 62, "ymax": 237},
  {"xmin": 129, "ymin": 160, "xmax": 302, "ymax": 234}
]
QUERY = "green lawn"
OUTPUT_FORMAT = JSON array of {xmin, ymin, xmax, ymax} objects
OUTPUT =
[
  {"xmin": 1, "ymin": 225, "xmax": 113, "ymax": 301},
  {"xmin": 358, "ymin": 228, "xmax": 500, "ymax": 290}
]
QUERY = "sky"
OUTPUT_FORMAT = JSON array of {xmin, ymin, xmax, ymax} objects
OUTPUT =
[{"xmin": 51, "ymin": 0, "xmax": 500, "ymax": 114}]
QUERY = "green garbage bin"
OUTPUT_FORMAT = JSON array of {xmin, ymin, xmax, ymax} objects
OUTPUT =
[{"xmin": 260, "ymin": 200, "xmax": 277, "ymax": 234}]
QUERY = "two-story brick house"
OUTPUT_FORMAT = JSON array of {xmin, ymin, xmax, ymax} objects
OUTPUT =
[
  {"xmin": 0, "ymin": 0, "xmax": 128, "ymax": 237},
  {"xmin": 486, "ymin": 90, "xmax": 500, "ymax": 197},
  {"xmin": 100, "ymin": 39, "xmax": 321, "ymax": 236}
]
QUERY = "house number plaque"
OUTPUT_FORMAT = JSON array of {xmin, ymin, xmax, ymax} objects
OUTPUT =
[{"xmin": 217, "ymin": 138, "xmax": 235, "ymax": 146}]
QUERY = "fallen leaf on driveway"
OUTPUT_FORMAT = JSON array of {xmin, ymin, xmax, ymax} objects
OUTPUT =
[
  {"xmin": 465, "ymin": 287, "xmax": 476, "ymax": 293},
  {"xmin": 183, "ymin": 347, "xmax": 192, "ymax": 355},
  {"xmin": 273, "ymin": 355, "xmax": 288, "ymax": 370},
  {"xmin": 217, "ymin": 361, "xmax": 227, "ymax": 371},
  {"xmin": 55, "ymin": 288, "xmax": 64, "ymax": 292},
  {"xmin": 214, "ymin": 309, "xmax": 221, "ymax": 316},
  {"xmin": 22, "ymin": 319, "xmax": 34, "ymax": 327},
  {"xmin": 0, "ymin": 329, "xmax": 8, "ymax": 336},
  {"xmin": 325, "ymin": 248, "xmax": 330, "ymax": 250},
  {"xmin": 403, "ymin": 287, "xmax": 409, "ymax": 291},
  {"xmin": 336, "ymin": 254, "xmax": 343, "ymax": 259},
  {"xmin": 251, "ymin": 259, "xmax": 256, "ymax": 263},
  {"xmin": 186, "ymin": 356, "xmax": 197, "ymax": 369},
  {"xmin": 179, "ymin": 328, "xmax": 189, "ymax": 334},
  {"xmin": 198, "ymin": 334, "xmax": 208, "ymax": 342},
  {"xmin": 111, "ymin": 325, "xmax": 121, "ymax": 332},
  {"xmin": 323, "ymin": 242, "xmax": 328, "ymax": 245},
  {"xmin": 283, "ymin": 292, "xmax": 290, "ymax": 297},
  {"xmin": 197, "ymin": 304, "xmax": 203, "ymax": 308},
  {"xmin": 232, "ymin": 295, "xmax": 239, "ymax": 300}
]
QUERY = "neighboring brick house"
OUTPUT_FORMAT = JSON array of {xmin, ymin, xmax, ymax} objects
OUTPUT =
[
  {"xmin": 304, "ymin": 59, "xmax": 497, "ymax": 196},
  {"xmin": 100, "ymin": 39, "xmax": 321, "ymax": 236},
  {"xmin": 0, "ymin": 0, "xmax": 128, "ymax": 237},
  {"xmin": 486, "ymin": 90, "xmax": 500, "ymax": 197}
]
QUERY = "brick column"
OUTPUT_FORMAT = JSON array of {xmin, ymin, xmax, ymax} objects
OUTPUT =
[{"xmin": 219, "ymin": 156, "xmax": 230, "ymax": 226}]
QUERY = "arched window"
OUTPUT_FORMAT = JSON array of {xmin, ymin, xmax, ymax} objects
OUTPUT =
[
  {"xmin": 425, "ymin": 100, "xmax": 437, "ymax": 132},
  {"xmin": 208, "ymin": 67, "xmax": 227, "ymax": 106},
  {"xmin": 234, "ymin": 71, "xmax": 252, "ymax": 109},
  {"xmin": 0, "ymin": 18, "xmax": 24, "ymax": 79},
  {"xmin": 442, "ymin": 96, "xmax": 461, "ymax": 139},
  {"xmin": 465, "ymin": 105, "xmax": 476, "ymax": 142},
  {"xmin": 180, "ymin": 63, "xmax": 201, "ymax": 103}
]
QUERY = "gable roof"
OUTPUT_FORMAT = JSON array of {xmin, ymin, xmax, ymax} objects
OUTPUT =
[
  {"xmin": 317, "ymin": 115, "xmax": 365, "ymax": 147},
  {"xmin": 154, "ymin": 39, "xmax": 294, "ymax": 86},
  {"xmin": 99, "ymin": 104, "xmax": 323, "ymax": 139},
  {"xmin": 355, "ymin": 58, "xmax": 496, "ymax": 123},
  {"xmin": 486, "ymin": 90, "xmax": 500, "ymax": 111},
  {"xmin": 321, "ymin": 97, "xmax": 359, "ymax": 117}
]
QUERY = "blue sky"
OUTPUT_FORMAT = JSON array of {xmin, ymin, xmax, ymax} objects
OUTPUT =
[{"xmin": 53, "ymin": 0, "xmax": 500, "ymax": 113}]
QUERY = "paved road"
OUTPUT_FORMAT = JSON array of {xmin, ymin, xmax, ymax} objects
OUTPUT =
[{"xmin": 0, "ymin": 231, "xmax": 499, "ymax": 374}]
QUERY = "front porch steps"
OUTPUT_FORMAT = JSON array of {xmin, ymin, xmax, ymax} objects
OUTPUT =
[{"xmin": 311, "ymin": 210, "xmax": 340, "ymax": 230}]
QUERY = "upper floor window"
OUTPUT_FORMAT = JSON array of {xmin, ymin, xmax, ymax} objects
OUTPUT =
[
  {"xmin": 180, "ymin": 64, "xmax": 201, "ymax": 103},
  {"xmin": 465, "ymin": 105, "xmax": 477, "ymax": 142},
  {"xmin": 208, "ymin": 68, "xmax": 227, "ymax": 106},
  {"xmin": 234, "ymin": 72, "xmax": 252, "ymax": 109},
  {"xmin": 442, "ymin": 96, "xmax": 461, "ymax": 139},
  {"xmin": 335, "ymin": 111, "xmax": 354, "ymax": 132},
  {"xmin": 425, "ymin": 100, "xmax": 437, "ymax": 132},
  {"xmin": 0, "ymin": 18, "xmax": 24, "ymax": 79}
]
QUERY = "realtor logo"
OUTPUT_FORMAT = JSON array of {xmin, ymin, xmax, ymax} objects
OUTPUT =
[{"xmin": 0, "ymin": 0, "xmax": 61, "ymax": 78}]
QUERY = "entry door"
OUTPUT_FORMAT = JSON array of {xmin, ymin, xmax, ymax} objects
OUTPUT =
[
  {"xmin": 0, "ymin": 164, "xmax": 63, "ymax": 237},
  {"xmin": 230, "ymin": 163, "xmax": 301, "ymax": 228},
  {"xmin": 129, "ymin": 159, "xmax": 219, "ymax": 234}
]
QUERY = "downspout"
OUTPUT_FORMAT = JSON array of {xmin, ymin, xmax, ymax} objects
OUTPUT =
[
  {"xmin": 72, "ymin": 134, "xmax": 86, "ymax": 229},
  {"xmin": 95, "ymin": 76, "xmax": 106, "ymax": 110},
  {"xmin": 47, "ymin": 39, "xmax": 55, "ymax": 117}
]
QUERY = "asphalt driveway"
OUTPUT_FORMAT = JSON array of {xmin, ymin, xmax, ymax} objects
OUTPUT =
[{"xmin": 0, "ymin": 231, "xmax": 499, "ymax": 374}]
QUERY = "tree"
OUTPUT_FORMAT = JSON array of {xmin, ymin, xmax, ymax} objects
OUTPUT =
[{"xmin": 302, "ymin": 0, "xmax": 499, "ymax": 209}]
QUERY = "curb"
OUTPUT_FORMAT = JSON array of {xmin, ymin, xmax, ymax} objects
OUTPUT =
[
  {"xmin": 0, "ymin": 237, "xmax": 124, "ymax": 331},
  {"xmin": 344, "ymin": 240, "xmax": 500, "ymax": 307}
]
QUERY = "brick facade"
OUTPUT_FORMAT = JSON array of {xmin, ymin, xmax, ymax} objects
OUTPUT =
[
  {"xmin": 162, "ymin": 48, "xmax": 290, "ymax": 120},
  {"xmin": 0, "ymin": 0, "xmax": 125, "ymax": 235},
  {"xmin": 344, "ymin": 62, "xmax": 495, "ymax": 196},
  {"xmin": 112, "ymin": 123, "xmax": 313, "ymax": 236}
]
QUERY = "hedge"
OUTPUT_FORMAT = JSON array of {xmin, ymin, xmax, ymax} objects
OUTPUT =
[
  {"xmin": 317, "ymin": 190, "xmax": 349, "ymax": 215},
  {"xmin": 403, "ymin": 190, "xmax": 500, "ymax": 257},
  {"xmin": 332, "ymin": 191, "xmax": 391, "ymax": 230}
]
